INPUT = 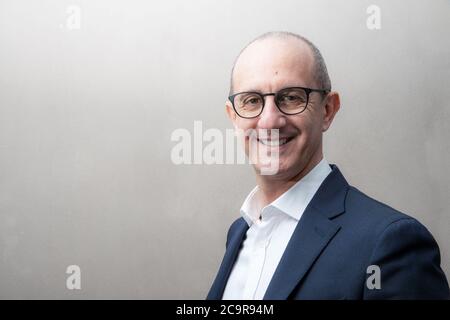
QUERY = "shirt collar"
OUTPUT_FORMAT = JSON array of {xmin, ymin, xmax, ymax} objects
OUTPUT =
[{"xmin": 240, "ymin": 158, "xmax": 332, "ymax": 226}]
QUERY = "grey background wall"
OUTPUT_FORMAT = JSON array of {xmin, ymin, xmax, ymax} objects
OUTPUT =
[{"xmin": 0, "ymin": 0, "xmax": 448, "ymax": 299}]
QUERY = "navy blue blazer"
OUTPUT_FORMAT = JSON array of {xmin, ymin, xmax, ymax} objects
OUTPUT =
[{"xmin": 207, "ymin": 165, "xmax": 450, "ymax": 299}]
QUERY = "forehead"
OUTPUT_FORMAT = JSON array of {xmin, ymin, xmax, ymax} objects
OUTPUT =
[{"xmin": 233, "ymin": 38, "xmax": 316, "ymax": 92}]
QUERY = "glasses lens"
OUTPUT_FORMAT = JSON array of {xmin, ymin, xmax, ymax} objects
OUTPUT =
[
  {"xmin": 276, "ymin": 88, "xmax": 308, "ymax": 114},
  {"xmin": 234, "ymin": 92, "xmax": 263, "ymax": 118}
]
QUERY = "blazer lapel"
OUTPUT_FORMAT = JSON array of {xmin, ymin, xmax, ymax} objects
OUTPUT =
[
  {"xmin": 206, "ymin": 218, "xmax": 249, "ymax": 299},
  {"xmin": 263, "ymin": 165, "xmax": 349, "ymax": 299}
]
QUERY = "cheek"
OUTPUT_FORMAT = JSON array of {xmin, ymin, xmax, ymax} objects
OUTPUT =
[
  {"xmin": 235, "ymin": 118, "xmax": 257, "ymax": 132},
  {"xmin": 234, "ymin": 119, "xmax": 257, "ymax": 152},
  {"xmin": 291, "ymin": 118, "xmax": 320, "ymax": 151},
  {"xmin": 303, "ymin": 125, "xmax": 323, "ymax": 156}
]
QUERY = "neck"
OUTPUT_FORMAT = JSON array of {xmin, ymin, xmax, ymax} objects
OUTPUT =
[{"xmin": 255, "ymin": 150, "xmax": 324, "ymax": 208}]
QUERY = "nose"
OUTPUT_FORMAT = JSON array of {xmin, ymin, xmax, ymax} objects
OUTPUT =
[{"xmin": 257, "ymin": 96, "xmax": 286, "ymax": 129}]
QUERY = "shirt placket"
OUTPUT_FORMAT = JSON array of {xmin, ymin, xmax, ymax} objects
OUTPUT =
[{"xmin": 241, "ymin": 214, "xmax": 276, "ymax": 299}]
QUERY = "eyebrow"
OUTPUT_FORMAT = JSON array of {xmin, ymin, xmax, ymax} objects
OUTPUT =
[{"xmin": 235, "ymin": 85, "xmax": 308, "ymax": 94}]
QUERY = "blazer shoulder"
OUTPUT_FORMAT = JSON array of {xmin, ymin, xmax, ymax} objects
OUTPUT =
[
  {"xmin": 344, "ymin": 185, "xmax": 419, "ymax": 236},
  {"xmin": 341, "ymin": 184, "xmax": 443, "ymax": 259},
  {"xmin": 364, "ymin": 214, "xmax": 450, "ymax": 299},
  {"xmin": 342, "ymin": 186, "xmax": 449, "ymax": 298}
]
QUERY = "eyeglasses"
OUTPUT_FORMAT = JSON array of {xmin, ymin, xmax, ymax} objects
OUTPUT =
[{"xmin": 228, "ymin": 86, "xmax": 329, "ymax": 119}]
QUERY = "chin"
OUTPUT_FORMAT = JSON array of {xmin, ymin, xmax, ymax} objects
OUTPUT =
[{"xmin": 254, "ymin": 157, "xmax": 293, "ymax": 177}]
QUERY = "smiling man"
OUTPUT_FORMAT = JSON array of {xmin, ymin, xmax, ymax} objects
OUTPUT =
[{"xmin": 206, "ymin": 31, "xmax": 449, "ymax": 300}]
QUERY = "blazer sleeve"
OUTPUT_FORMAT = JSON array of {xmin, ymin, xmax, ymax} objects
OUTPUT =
[{"xmin": 364, "ymin": 218, "xmax": 450, "ymax": 299}]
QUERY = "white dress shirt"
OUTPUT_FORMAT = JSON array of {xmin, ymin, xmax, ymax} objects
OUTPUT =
[{"xmin": 222, "ymin": 158, "xmax": 332, "ymax": 300}]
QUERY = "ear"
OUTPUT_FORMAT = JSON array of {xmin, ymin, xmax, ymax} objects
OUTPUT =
[
  {"xmin": 226, "ymin": 101, "xmax": 237, "ymax": 126},
  {"xmin": 322, "ymin": 92, "xmax": 340, "ymax": 132}
]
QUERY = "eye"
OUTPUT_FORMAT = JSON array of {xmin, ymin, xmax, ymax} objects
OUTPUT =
[
  {"xmin": 278, "ymin": 90, "xmax": 307, "ymax": 104},
  {"xmin": 243, "ymin": 95, "xmax": 262, "ymax": 105},
  {"xmin": 285, "ymin": 95, "xmax": 299, "ymax": 101}
]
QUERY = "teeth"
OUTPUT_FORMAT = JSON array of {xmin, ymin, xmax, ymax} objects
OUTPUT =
[{"xmin": 258, "ymin": 138, "xmax": 289, "ymax": 146}]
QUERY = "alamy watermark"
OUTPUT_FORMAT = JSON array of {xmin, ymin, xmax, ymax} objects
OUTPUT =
[
  {"xmin": 66, "ymin": 265, "xmax": 81, "ymax": 290},
  {"xmin": 366, "ymin": 5, "xmax": 381, "ymax": 30},
  {"xmin": 63, "ymin": 5, "xmax": 82, "ymax": 30},
  {"xmin": 366, "ymin": 264, "xmax": 381, "ymax": 290},
  {"xmin": 170, "ymin": 121, "xmax": 281, "ymax": 175}
]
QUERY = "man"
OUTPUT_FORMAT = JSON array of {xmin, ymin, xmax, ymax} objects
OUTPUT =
[{"xmin": 207, "ymin": 31, "xmax": 449, "ymax": 299}]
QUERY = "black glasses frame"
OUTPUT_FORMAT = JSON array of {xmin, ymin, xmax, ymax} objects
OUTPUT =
[{"xmin": 228, "ymin": 86, "xmax": 330, "ymax": 119}]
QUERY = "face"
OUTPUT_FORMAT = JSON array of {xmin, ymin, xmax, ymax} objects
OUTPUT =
[{"xmin": 226, "ymin": 38, "xmax": 340, "ymax": 181}]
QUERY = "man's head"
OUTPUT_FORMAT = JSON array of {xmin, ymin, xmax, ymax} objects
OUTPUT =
[{"xmin": 226, "ymin": 31, "xmax": 340, "ymax": 181}]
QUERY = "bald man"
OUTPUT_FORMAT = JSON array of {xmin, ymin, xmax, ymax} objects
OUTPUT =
[{"xmin": 206, "ymin": 31, "xmax": 449, "ymax": 300}]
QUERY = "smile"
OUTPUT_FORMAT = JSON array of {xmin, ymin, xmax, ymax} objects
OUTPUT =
[{"xmin": 257, "ymin": 136, "xmax": 294, "ymax": 147}]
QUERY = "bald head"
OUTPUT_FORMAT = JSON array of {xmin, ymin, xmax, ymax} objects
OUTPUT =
[{"xmin": 229, "ymin": 32, "xmax": 331, "ymax": 95}]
